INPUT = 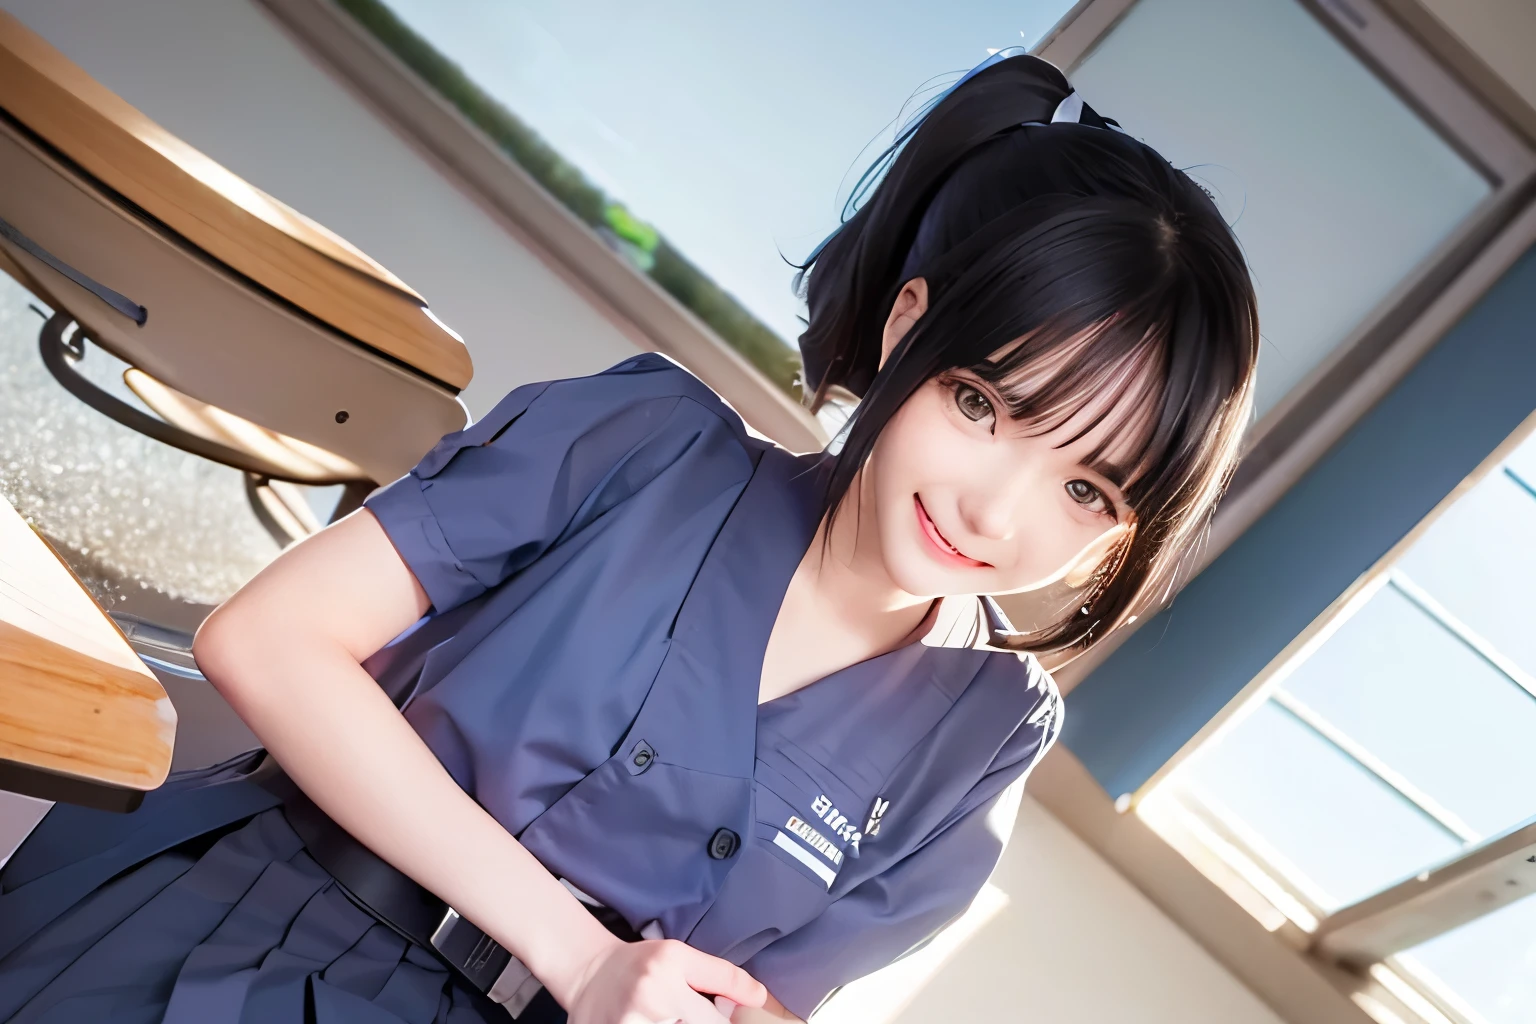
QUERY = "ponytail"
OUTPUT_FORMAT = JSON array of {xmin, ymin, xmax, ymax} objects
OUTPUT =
[{"xmin": 797, "ymin": 53, "xmax": 1121, "ymax": 407}]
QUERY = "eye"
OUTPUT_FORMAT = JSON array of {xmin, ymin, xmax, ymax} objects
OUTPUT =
[
  {"xmin": 1065, "ymin": 479, "xmax": 1113, "ymax": 516},
  {"xmin": 952, "ymin": 381, "xmax": 995, "ymax": 423}
]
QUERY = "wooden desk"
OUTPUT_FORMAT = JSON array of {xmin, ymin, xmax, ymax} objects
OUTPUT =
[{"xmin": 0, "ymin": 496, "xmax": 175, "ymax": 813}]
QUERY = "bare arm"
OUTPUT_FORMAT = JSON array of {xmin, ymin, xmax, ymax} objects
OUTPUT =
[{"xmin": 194, "ymin": 509, "xmax": 763, "ymax": 1023}]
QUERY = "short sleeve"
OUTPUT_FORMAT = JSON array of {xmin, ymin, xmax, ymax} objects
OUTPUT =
[
  {"xmin": 745, "ymin": 684, "xmax": 1063, "ymax": 1020},
  {"xmin": 364, "ymin": 353, "xmax": 744, "ymax": 614}
]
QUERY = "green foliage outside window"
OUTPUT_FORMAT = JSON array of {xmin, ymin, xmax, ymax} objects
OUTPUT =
[{"xmin": 336, "ymin": 0, "xmax": 803, "ymax": 398}]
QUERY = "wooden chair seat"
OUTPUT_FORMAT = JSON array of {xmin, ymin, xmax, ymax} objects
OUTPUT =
[
  {"xmin": 0, "ymin": 12, "xmax": 472, "ymax": 486},
  {"xmin": 0, "ymin": 11, "xmax": 471, "ymax": 391}
]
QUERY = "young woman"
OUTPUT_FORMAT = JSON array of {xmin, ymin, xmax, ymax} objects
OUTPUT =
[{"xmin": 0, "ymin": 52, "xmax": 1256, "ymax": 1024}]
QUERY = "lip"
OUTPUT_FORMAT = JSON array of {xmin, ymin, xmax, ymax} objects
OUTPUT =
[{"xmin": 914, "ymin": 496, "xmax": 991, "ymax": 569}]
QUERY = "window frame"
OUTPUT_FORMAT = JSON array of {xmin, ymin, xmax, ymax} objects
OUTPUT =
[{"xmin": 1140, "ymin": 401, "xmax": 1536, "ymax": 798}]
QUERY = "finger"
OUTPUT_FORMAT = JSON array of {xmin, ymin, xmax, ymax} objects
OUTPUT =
[
  {"xmin": 714, "ymin": 995, "xmax": 738, "ymax": 1019},
  {"xmin": 677, "ymin": 948, "xmax": 767, "ymax": 1008},
  {"xmin": 676, "ymin": 989, "xmax": 733, "ymax": 1024}
]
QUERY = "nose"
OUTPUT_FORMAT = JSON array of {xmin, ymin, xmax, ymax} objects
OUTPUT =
[{"xmin": 955, "ymin": 461, "xmax": 1032, "ymax": 543}]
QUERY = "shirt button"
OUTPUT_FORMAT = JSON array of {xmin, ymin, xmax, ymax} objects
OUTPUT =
[
  {"xmin": 627, "ymin": 740, "xmax": 655, "ymax": 775},
  {"xmin": 708, "ymin": 828, "xmax": 740, "ymax": 860}
]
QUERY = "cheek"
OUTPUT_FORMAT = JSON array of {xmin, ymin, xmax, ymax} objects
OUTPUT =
[
  {"xmin": 869, "ymin": 388, "xmax": 969, "ymax": 500},
  {"xmin": 995, "ymin": 506, "xmax": 1125, "ymax": 593}
]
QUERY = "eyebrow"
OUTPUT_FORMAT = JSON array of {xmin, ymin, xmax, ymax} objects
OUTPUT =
[
  {"xmin": 1082, "ymin": 453, "xmax": 1133, "ymax": 493},
  {"xmin": 1007, "ymin": 401, "xmax": 1141, "ymax": 494},
  {"xmin": 976, "ymin": 367, "xmax": 1151, "ymax": 495},
  {"xmin": 1041, "ymin": 403, "xmax": 1145, "ymax": 494}
]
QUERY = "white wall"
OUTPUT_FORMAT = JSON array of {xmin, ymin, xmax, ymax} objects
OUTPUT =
[
  {"xmin": 815, "ymin": 795, "xmax": 1289, "ymax": 1024},
  {"xmin": 848, "ymin": 796, "xmax": 1289, "ymax": 1024},
  {"xmin": 0, "ymin": 0, "xmax": 642, "ymax": 419}
]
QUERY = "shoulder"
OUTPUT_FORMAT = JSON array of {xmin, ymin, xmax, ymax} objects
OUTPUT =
[
  {"xmin": 1017, "ymin": 653, "xmax": 1064, "ymax": 758},
  {"xmin": 526, "ymin": 352, "xmax": 752, "ymax": 443},
  {"xmin": 931, "ymin": 596, "xmax": 1064, "ymax": 766},
  {"xmin": 418, "ymin": 353, "xmax": 756, "ymax": 479},
  {"xmin": 984, "ymin": 649, "xmax": 1064, "ymax": 769}
]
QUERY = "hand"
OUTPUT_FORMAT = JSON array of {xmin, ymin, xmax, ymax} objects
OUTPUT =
[{"xmin": 563, "ymin": 937, "xmax": 767, "ymax": 1024}]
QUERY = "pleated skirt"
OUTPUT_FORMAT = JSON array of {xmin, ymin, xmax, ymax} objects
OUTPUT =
[{"xmin": 0, "ymin": 754, "xmax": 520, "ymax": 1024}]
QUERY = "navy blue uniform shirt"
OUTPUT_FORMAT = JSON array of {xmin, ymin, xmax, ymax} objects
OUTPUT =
[{"xmin": 360, "ymin": 353, "xmax": 1063, "ymax": 1018}]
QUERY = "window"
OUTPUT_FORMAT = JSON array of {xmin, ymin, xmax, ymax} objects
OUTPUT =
[
  {"xmin": 1140, "ymin": 422, "xmax": 1536, "ymax": 1022},
  {"xmin": 1066, "ymin": 0, "xmax": 1494, "ymax": 421},
  {"xmin": 339, "ymin": 0, "xmax": 1082, "ymax": 399},
  {"xmin": 0, "ymin": 269, "xmax": 338, "ymax": 631}
]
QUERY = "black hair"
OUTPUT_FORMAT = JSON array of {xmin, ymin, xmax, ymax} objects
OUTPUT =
[{"xmin": 795, "ymin": 54, "xmax": 1259, "ymax": 656}]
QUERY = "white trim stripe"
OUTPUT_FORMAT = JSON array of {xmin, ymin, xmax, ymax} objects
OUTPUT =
[
  {"xmin": 773, "ymin": 830, "xmax": 836, "ymax": 887},
  {"xmin": 786, "ymin": 816, "xmax": 843, "ymax": 867}
]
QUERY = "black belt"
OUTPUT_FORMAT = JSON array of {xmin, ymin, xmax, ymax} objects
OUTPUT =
[{"xmin": 277, "ymin": 787, "xmax": 642, "ymax": 1014}]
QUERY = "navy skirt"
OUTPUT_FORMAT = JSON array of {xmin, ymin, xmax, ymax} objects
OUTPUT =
[{"xmin": 0, "ymin": 754, "xmax": 527, "ymax": 1024}]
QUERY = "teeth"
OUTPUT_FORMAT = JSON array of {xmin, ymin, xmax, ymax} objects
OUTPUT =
[
  {"xmin": 931, "ymin": 513, "xmax": 961, "ymax": 555},
  {"xmin": 918, "ymin": 498, "xmax": 966, "ymax": 559}
]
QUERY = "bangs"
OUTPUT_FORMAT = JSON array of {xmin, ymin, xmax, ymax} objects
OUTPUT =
[{"xmin": 974, "ymin": 316, "xmax": 1170, "ymax": 495}]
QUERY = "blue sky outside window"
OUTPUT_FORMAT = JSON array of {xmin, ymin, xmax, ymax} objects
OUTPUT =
[{"xmin": 373, "ymin": 0, "xmax": 1077, "ymax": 349}]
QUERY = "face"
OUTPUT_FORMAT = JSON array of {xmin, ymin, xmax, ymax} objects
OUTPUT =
[{"xmin": 854, "ymin": 279, "xmax": 1146, "ymax": 600}]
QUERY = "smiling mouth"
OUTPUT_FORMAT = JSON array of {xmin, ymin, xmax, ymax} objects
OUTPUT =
[{"xmin": 914, "ymin": 496, "xmax": 992, "ymax": 569}]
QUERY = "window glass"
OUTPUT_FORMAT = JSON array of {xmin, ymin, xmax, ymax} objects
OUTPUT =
[
  {"xmin": 1395, "ymin": 437, "xmax": 1536, "ymax": 678},
  {"xmin": 0, "ymin": 271, "xmax": 289, "ymax": 628},
  {"xmin": 1402, "ymin": 893, "xmax": 1536, "ymax": 1024},
  {"xmin": 1176, "ymin": 699, "xmax": 1462, "ymax": 909},
  {"xmin": 1282, "ymin": 580, "xmax": 1536, "ymax": 839},
  {"xmin": 350, "ymin": 0, "xmax": 1080, "ymax": 395},
  {"xmin": 1151, "ymin": 422, "xmax": 1536, "ymax": 918},
  {"xmin": 1069, "ymin": 0, "xmax": 1491, "ymax": 418}
]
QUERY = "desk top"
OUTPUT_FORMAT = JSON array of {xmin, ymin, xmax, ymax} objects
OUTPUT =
[
  {"xmin": 0, "ymin": 494, "xmax": 175, "ymax": 806},
  {"xmin": 0, "ymin": 11, "xmax": 473, "ymax": 391}
]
